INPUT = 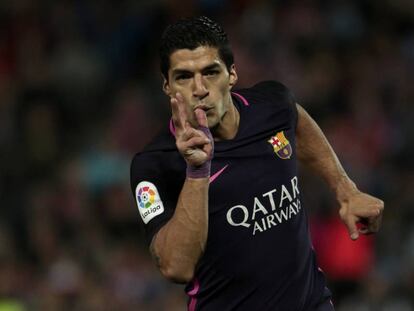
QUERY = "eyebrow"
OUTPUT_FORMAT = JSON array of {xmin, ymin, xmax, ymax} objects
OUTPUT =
[
  {"xmin": 202, "ymin": 63, "xmax": 221, "ymax": 71},
  {"xmin": 172, "ymin": 63, "xmax": 222, "ymax": 76}
]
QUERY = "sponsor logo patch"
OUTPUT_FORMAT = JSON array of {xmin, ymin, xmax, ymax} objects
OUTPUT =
[
  {"xmin": 268, "ymin": 131, "xmax": 292, "ymax": 159},
  {"xmin": 135, "ymin": 181, "xmax": 164, "ymax": 224}
]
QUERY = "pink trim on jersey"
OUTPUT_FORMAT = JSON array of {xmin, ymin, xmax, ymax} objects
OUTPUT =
[
  {"xmin": 188, "ymin": 278, "xmax": 200, "ymax": 311},
  {"xmin": 232, "ymin": 92, "xmax": 250, "ymax": 106},
  {"xmin": 169, "ymin": 119, "xmax": 176, "ymax": 136}
]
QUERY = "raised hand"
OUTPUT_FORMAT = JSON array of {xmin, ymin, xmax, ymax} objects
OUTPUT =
[
  {"xmin": 170, "ymin": 93, "xmax": 214, "ymax": 170},
  {"xmin": 338, "ymin": 190, "xmax": 384, "ymax": 240}
]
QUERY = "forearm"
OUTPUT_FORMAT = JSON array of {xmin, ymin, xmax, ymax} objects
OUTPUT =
[
  {"xmin": 296, "ymin": 104, "xmax": 357, "ymax": 201},
  {"xmin": 296, "ymin": 104, "xmax": 384, "ymax": 239},
  {"xmin": 151, "ymin": 177, "xmax": 209, "ymax": 283}
]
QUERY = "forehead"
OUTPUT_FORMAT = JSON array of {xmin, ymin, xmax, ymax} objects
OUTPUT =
[{"xmin": 169, "ymin": 46, "xmax": 224, "ymax": 72}]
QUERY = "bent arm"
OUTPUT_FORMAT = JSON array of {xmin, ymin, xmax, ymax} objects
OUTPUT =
[
  {"xmin": 150, "ymin": 93, "xmax": 213, "ymax": 284},
  {"xmin": 295, "ymin": 104, "xmax": 355, "ymax": 197},
  {"xmin": 150, "ymin": 177, "xmax": 209, "ymax": 284},
  {"xmin": 296, "ymin": 104, "xmax": 384, "ymax": 240}
]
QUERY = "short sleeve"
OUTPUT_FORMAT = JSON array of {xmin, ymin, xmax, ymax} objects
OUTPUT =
[
  {"xmin": 252, "ymin": 80, "xmax": 298, "ymax": 128},
  {"xmin": 130, "ymin": 151, "xmax": 183, "ymax": 245}
]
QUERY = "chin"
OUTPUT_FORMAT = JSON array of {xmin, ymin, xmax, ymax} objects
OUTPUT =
[{"xmin": 207, "ymin": 118, "xmax": 220, "ymax": 130}]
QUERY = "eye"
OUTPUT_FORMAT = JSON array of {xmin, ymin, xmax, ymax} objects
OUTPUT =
[
  {"xmin": 204, "ymin": 70, "xmax": 220, "ymax": 76},
  {"xmin": 176, "ymin": 73, "xmax": 192, "ymax": 81}
]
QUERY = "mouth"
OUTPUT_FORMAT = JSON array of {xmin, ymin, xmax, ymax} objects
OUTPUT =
[{"xmin": 194, "ymin": 105, "xmax": 213, "ymax": 112}]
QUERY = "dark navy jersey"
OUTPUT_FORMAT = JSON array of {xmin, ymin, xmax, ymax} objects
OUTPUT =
[{"xmin": 130, "ymin": 81, "xmax": 331, "ymax": 311}]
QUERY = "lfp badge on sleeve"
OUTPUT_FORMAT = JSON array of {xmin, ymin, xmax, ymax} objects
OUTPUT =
[
  {"xmin": 135, "ymin": 181, "xmax": 165, "ymax": 224},
  {"xmin": 268, "ymin": 131, "xmax": 292, "ymax": 159}
]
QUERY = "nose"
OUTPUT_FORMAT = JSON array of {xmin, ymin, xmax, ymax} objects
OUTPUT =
[{"xmin": 193, "ymin": 74, "xmax": 209, "ymax": 99}]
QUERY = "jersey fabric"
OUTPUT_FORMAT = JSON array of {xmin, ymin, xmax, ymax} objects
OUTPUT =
[{"xmin": 130, "ymin": 81, "xmax": 331, "ymax": 311}]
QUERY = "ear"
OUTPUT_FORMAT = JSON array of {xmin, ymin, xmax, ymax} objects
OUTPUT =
[
  {"xmin": 162, "ymin": 75, "xmax": 172, "ymax": 97},
  {"xmin": 228, "ymin": 64, "xmax": 238, "ymax": 90}
]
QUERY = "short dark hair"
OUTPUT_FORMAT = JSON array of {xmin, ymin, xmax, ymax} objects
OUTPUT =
[{"xmin": 159, "ymin": 16, "xmax": 234, "ymax": 79}]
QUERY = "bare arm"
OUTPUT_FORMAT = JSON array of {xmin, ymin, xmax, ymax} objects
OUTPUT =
[
  {"xmin": 296, "ymin": 104, "xmax": 384, "ymax": 240},
  {"xmin": 151, "ymin": 177, "xmax": 208, "ymax": 283},
  {"xmin": 150, "ymin": 93, "xmax": 213, "ymax": 283}
]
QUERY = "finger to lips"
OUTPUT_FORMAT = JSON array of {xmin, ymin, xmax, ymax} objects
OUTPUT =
[{"xmin": 195, "ymin": 108, "xmax": 208, "ymax": 128}]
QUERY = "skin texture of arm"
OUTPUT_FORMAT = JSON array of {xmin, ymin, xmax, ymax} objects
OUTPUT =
[
  {"xmin": 296, "ymin": 104, "xmax": 384, "ymax": 240},
  {"xmin": 150, "ymin": 93, "xmax": 213, "ymax": 284},
  {"xmin": 150, "ymin": 177, "xmax": 209, "ymax": 283}
]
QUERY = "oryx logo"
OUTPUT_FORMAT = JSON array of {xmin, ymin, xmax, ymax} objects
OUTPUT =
[
  {"xmin": 135, "ymin": 181, "xmax": 164, "ymax": 224},
  {"xmin": 268, "ymin": 131, "xmax": 292, "ymax": 159}
]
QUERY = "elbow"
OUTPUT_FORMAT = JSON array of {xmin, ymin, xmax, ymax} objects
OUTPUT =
[{"xmin": 159, "ymin": 264, "xmax": 194, "ymax": 284}]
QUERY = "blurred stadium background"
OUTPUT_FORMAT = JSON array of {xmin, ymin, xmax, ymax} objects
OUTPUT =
[{"xmin": 0, "ymin": 0, "xmax": 413, "ymax": 310}]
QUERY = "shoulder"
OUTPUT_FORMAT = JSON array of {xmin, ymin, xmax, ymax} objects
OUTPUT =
[
  {"xmin": 130, "ymin": 127, "xmax": 181, "ymax": 188},
  {"xmin": 233, "ymin": 80, "xmax": 298, "ymax": 128},
  {"xmin": 247, "ymin": 80, "xmax": 296, "ymax": 105},
  {"xmin": 131, "ymin": 130, "xmax": 171, "ymax": 169},
  {"xmin": 141, "ymin": 125, "xmax": 177, "ymax": 153},
  {"xmin": 234, "ymin": 80, "xmax": 297, "ymax": 110},
  {"xmin": 233, "ymin": 80, "xmax": 296, "ymax": 109}
]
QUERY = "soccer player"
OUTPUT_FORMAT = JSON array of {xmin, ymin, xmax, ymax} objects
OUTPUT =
[{"xmin": 130, "ymin": 16, "xmax": 384, "ymax": 310}]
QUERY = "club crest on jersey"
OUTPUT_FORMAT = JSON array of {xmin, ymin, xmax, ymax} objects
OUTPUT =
[
  {"xmin": 135, "ymin": 181, "xmax": 164, "ymax": 224},
  {"xmin": 268, "ymin": 131, "xmax": 292, "ymax": 159}
]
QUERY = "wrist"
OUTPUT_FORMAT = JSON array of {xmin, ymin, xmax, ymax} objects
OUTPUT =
[
  {"xmin": 333, "ymin": 176, "xmax": 358, "ymax": 204},
  {"xmin": 186, "ymin": 125, "xmax": 213, "ymax": 179},
  {"xmin": 186, "ymin": 161, "xmax": 211, "ymax": 179}
]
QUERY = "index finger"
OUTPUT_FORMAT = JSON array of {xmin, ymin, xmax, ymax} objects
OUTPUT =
[
  {"xmin": 344, "ymin": 215, "xmax": 359, "ymax": 240},
  {"xmin": 170, "ymin": 97, "xmax": 182, "ymax": 130},
  {"xmin": 170, "ymin": 93, "xmax": 187, "ymax": 132}
]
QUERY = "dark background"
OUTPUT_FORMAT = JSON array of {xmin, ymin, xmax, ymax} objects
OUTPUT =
[{"xmin": 0, "ymin": 0, "xmax": 413, "ymax": 310}]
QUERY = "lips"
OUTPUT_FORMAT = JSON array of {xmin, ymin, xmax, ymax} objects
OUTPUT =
[{"xmin": 194, "ymin": 105, "xmax": 213, "ymax": 112}]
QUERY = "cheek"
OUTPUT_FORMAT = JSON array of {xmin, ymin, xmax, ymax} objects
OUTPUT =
[{"xmin": 169, "ymin": 83, "xmax": 191, "ymax": 97}]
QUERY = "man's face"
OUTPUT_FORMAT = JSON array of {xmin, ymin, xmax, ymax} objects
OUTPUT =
[{"xmin": 163, "ymin": 46, "xmax": 238, "ymax": 129}]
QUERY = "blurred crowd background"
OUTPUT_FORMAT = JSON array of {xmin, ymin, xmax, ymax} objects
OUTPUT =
[{"xmin": 0, "ymin": 0, "xmax": 413, "ymax": 310}]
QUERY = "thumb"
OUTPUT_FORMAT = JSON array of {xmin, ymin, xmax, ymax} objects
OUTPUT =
[{"xmin": 344, "ymin": 216, "xmax": 359, "ymax": 240}]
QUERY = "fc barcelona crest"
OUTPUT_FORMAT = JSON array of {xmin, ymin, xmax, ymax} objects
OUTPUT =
[{"xmin": 268, "ymin": 131, "xmax": 292, "ymax": 159}]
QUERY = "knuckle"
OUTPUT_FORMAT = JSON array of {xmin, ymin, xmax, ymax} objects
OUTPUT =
[{"xmin": 370, "ymin": 208, "xmax": 379, "ymax": 216}]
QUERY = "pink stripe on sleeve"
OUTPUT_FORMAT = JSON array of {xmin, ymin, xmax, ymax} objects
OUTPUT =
[
  {"xmin": 169, "ymin": 118, "xmax": 176, "ymax": 136},
  {"xmin": 187, "ymin": 278, "xmax": 200, "ymax": 311},
  {"xmin": 232, "ymin": 92, "xmax": 250, "ymax": 106}
]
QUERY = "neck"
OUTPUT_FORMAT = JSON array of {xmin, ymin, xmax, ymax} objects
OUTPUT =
[{"xmin": 211, "ymin": 96, "xmax": 240, "ymax": 141}]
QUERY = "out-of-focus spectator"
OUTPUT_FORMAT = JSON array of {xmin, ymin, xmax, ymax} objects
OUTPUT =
[{"xmin": 1, "ymin": 0, "xmax": 413, "ymax": 309}]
